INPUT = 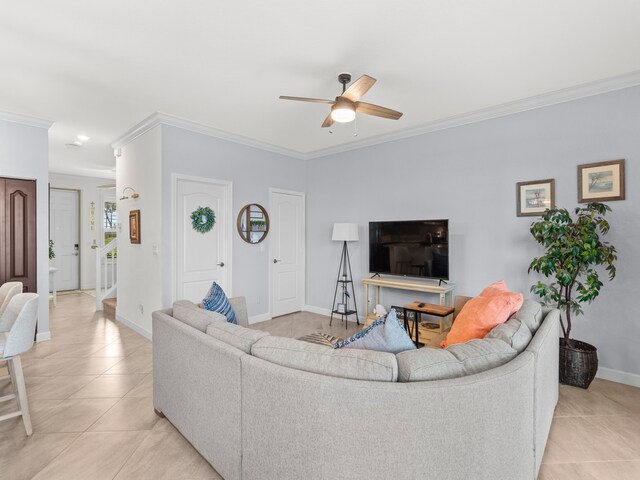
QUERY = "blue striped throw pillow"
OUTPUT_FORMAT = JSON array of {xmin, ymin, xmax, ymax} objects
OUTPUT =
[
  {"xmin": 202, "ymin": 282, "xmax": 237, "ymax": 324},
  {"xmin": 334, "ymin": 309, "xmax": 415, "ymax": 354}
]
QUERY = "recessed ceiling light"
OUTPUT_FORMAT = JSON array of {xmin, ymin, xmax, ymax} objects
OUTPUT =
[
  {"xmin": 77, "ymin": 134, "xmax": 90, "ymax": 142},
  {"xmin": 66, "ymin": 141, "xmax": 83, "ymax": 148}
]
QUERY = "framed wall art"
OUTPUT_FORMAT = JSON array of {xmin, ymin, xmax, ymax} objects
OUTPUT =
[
  {"xmin": 516, "ymin": 179, "xmax": 555, "ymax": 217},
  {"xmin": 129, "ymin": 209, "xmax": 141, "ymax": 244},
  {"xmin": 578, "ymin": 159, "xmax": 625, "ymax": 203}
]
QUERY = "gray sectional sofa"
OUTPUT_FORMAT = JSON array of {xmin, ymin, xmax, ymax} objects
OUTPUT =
[{"xmin": 153, "ymin": 297, "xmax": 560, "ymax": 480}]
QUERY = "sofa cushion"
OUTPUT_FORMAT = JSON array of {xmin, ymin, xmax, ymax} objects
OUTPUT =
[
  {"xmin": 202, "ymin": 282, "xmax": 237, "ymax": 324},
  {"xmin": 173, "ymin": 300, "xmax": 227, "ymax": 332},
  {"xmin": 515, "ymin": 300, "xmax": 544, "ymax": 334},
  {"xmin": 334, "ymin": 309, "xmax": 416, "ymax": 354},
  {"xmin": 442, "ymin": 295, "xmax": 515, "ymax": 347},
  {"xmin": 206, "ymin": 322, "xmax": 269, "ymax": 354},
  {"xmin": 396, "ymin": 338, "xmax": 517, "ymax": 382},
  {"xmin": 251, "ymin": 336, "xmax": 398, "ymax": 382},
  {"xmin": 486, "ymin": 317, "xmax": 532, "ymax": 353}
]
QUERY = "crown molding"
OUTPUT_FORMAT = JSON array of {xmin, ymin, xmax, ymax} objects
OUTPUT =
[
  {"xmin": 303, "ymin": 70, "xmax": 640, "ymax": 159},
  {"xmin": 112, "ymin": 112, "xmax": 305, "ymax": 159},
  {"xmin": 112, "ymin": 71, "xmax": 640, "ymax": 161},
  {"xmin": 0, "ymin": 110, "xmax": 54, "ymax": 130}
]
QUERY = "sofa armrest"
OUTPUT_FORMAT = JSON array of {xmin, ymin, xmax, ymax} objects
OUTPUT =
[
  {"xmin": 229, "ymin": 296, "xmax": 249, "ymax": 327},
  {"xmin": 453, "ymin": 295, "xmax": 472, "ymax": 320}
]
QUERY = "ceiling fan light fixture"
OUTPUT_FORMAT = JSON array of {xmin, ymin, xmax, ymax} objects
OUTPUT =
[{"xmin": 330, "ymin": 102, "xmax": 356, "ymax": 123}]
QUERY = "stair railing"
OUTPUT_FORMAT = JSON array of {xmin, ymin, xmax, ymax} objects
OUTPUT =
[{"xmin": 95, "ymin": 239, "xmax": 117, "ymax": 311}]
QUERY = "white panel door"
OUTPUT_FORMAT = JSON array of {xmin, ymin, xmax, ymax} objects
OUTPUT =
[
  {"xmin": 270, "ymin": 190, "xmax": 305, "ymax": 317},
  {"xmin": 175, "ymin": 177, "xmax": 231, "ymax": 303},
  {"xmin": 49, "ymin": 189, "xmax": 80, "ymax": 291}
]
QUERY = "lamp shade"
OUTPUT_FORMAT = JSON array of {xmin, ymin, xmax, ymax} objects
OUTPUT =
[{"xmin": 332, "ymin": 223, "xmax": 359, "ymax": 242}]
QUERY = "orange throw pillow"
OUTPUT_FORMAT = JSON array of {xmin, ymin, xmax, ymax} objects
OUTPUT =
[
  {"xmin": 480, "ymin": 280, "xmax": 523, "ymax": 317},
  {"xmin": 480, "ymin": 280, "xmax": 509, "ymax": 295},
  {"xmin": 442, "ymin": 295, "xmax": 516, "ymax": 347}
]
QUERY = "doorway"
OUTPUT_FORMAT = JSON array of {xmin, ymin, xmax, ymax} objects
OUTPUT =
[
  {"xmin": 49, "ymin": 189, "xmax": 80, "ymax": 291},
  {"xmin": 173, "ymin": 175, "xmax": 232, "ymax": 303},
  {"xmin": 269, "ymin": 189, "xmax": 305, "ymax": 317},
  {"xmin": 0, "ymin": 177, "xmax": 37, "ymax": 292}
]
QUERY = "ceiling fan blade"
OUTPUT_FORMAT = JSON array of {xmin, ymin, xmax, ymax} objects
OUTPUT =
[
  {"xmin": 279, "ymin": 96, "xmax": 335, "ymax": 104},
  {"xmin": 341, "ymin": 75, "xmax": 376, "ymax": 102},
  {"xmin": 321, "ymin": 112, "xmax": 334, "ymax": 128},
  {"xmin": 355, "ymin": 101, "xmax": 403, "ymax": 120}
]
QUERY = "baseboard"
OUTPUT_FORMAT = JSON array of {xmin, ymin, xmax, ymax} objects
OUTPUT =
[
  {"xmin": 303, "ymin": 304, "xmax": 360, "ymax": 323},
  {"xmin": 303, "ymin": 304, "xmax": 331, "ymax": 316},
  {"xmin": 596, "ymin": 367, "xmax": 640, "ymax": 388},
  {"xmin": 248, "ymin": 313, "xmax": 272, "ymax": 325},
  {"xmin": 115, "ymin": 313, "xmax": 152, "ymax": 341},
  {"xmin": 36, "ymin": 331, "xmax": 52, "ymax": 342}
]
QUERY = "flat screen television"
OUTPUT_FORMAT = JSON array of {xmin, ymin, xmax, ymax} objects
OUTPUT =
[{"xmin": 369, "ymin": 219, "xmax": 449, "ymax": 280}]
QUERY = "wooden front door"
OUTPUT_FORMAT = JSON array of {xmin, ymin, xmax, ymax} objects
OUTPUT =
[{"xmin": 0, "ymin": 177, "xmax": 38, "ymax": 293}]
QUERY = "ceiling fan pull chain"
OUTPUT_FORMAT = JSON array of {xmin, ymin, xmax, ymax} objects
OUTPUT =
[{"xmin": 353, "ymin": 116, "xmax": 358, "ymax": 137}]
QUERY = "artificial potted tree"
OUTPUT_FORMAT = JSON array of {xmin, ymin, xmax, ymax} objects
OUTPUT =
[{"xmin": 528, "ymin": 202, "xmax": 617, "ymax": 389}]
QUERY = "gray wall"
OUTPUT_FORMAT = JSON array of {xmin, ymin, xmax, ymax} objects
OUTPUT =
[
  {"xmin": 161, "ymin": 125, "xmax": 307, "ymax": 317},
  {"xmin": 306, "ymin": 86, "xmax": 639, "ymax": 376},
  {"xmin": 0, "ymin": 119, "xmax": 51, "ymax": 339}
]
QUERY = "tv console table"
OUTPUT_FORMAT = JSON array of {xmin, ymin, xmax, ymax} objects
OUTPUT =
[{"xmin": 362, "ymin": 277, "xmax": 456, "ymax": 325}]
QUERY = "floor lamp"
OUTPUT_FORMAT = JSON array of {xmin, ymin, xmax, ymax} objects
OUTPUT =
[{"xmin": 330, "ymin": 223, "xmax": 359, "ymax": 328}]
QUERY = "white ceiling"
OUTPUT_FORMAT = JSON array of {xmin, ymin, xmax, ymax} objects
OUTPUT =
[{"xmin": 2, "ymin": 1, "xmax": 640, "ymax": 178}]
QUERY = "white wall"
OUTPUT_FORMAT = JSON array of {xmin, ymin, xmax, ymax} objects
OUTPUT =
[
  {"xmin": 49, "ymin": 173, "xmax": 116, "ymax": 290},
  {"xmin": 0, "ymin": 118, "xmax": 51, "ymax": 340},
  {"xmin": 306, "ymin": 85, "xmax": 640, "ymax": 379},
  {"xmin": 115, "ymin": 125, "xmax": 163, "ymax": 337},
  {"xmin": 160, "ymin": 125, "xmax": 307, "ymax": 319}
]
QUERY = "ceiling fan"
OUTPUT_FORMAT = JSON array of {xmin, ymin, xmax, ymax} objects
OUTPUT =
[{"xmin": 279, "ymin": 73, "xmax": 403, "ymax": 128}]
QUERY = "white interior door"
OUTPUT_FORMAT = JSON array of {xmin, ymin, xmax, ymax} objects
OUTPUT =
[
  {"xmin": 175, "ymin": 177, "xmax": 232, "ymax": 303},
  {"xmin": 270, "ymin": 190, "xmax": 305, "ymax": 317},
  {"xmin": 49, "ymin": 189, "xmax": 80, "ymax": 291}
]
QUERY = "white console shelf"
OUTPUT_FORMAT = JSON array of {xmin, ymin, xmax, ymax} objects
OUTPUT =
[{"xmin": 362, "ymin": 276, "xmax": 456, "ymax": 324}]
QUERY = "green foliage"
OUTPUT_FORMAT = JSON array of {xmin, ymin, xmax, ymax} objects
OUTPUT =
[
  {"xmin": 528, "ymin": 203, "xmax": 617, "ymax": 342},
  {"xmin": 191, "ymin": 206, "xmax": 216, "ymax": 234}
]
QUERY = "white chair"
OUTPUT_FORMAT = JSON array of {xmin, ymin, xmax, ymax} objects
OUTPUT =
[
  {"xmin": 0, "ymin": 293, "xmax": 39, "ymax": 435},
  {"xmin": 0, "ymin": 282, "xmax": 23, "ymax": 331}
]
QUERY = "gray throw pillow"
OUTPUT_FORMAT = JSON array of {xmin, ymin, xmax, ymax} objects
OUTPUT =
[{"xmin": 334, "ymin": 309, "xmax": 416, "ymax": 354}]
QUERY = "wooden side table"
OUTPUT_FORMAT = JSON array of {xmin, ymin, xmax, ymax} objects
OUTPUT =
[{"xmin": 403, "ymin": 302, "xmax": 455, "ymax": 347}]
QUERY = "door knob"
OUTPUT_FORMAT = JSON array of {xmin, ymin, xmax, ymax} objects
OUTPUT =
[
  {"xmin": 273, "ymin": 259, "xmax": 281, "ymax": 264},
  {"xmin": 217, "ymin": 262, "xmax": 225, "ymax": 267}
]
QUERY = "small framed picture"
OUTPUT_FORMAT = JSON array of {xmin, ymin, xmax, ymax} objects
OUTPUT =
[
  {"xmin": 516, "ymin": 179, "xmax": 555, "ymax": 217},
  {"xmin": 336, "ymin": 303, "xmax": 346, "ymax": 314},
  {"xmin": 578, "ymin": 159, "xmax": 625, "ymax": 203},
  {"xmin": 129, "ymin": 209, "xmax": 141, "ymax": 244}
]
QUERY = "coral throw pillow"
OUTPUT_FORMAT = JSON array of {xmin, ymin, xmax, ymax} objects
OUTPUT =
[
  {"xmin": 442, "ymin": 294, "xmax": 521, "ymax": 347},
  {"xmin": 479, "ymin": 280, "xmax": 523, "ymax": 317}
]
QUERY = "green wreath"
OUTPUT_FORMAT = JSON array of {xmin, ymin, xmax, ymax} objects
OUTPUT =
[{"xmin": 191, "ymin": 206, "xmax": 216, "ymax": 234}]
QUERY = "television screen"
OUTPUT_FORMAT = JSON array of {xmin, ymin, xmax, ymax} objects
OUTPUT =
[{"xmin": 369, "ymin": 220, "xmax": 449, "ymax": 280}]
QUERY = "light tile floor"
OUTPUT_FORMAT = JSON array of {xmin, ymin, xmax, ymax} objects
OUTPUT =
[{"xmin": 1, "ymin": 292, "xmax": 638, "ymax": 479}]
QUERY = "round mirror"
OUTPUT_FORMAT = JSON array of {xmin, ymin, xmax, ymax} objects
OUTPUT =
[{"xmin": 237, "ymin": 204, "xmax": 270, "ymax": 244}]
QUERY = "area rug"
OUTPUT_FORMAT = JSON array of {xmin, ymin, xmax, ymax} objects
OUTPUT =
[{"xmin": 297, "ymin": 332, "xmax": 343, "ymax": 347}]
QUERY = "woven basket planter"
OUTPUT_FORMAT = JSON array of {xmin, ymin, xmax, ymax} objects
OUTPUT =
[{"xmin": 559, "ymin": 338, "xmax": 598, "ymax": 389}]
